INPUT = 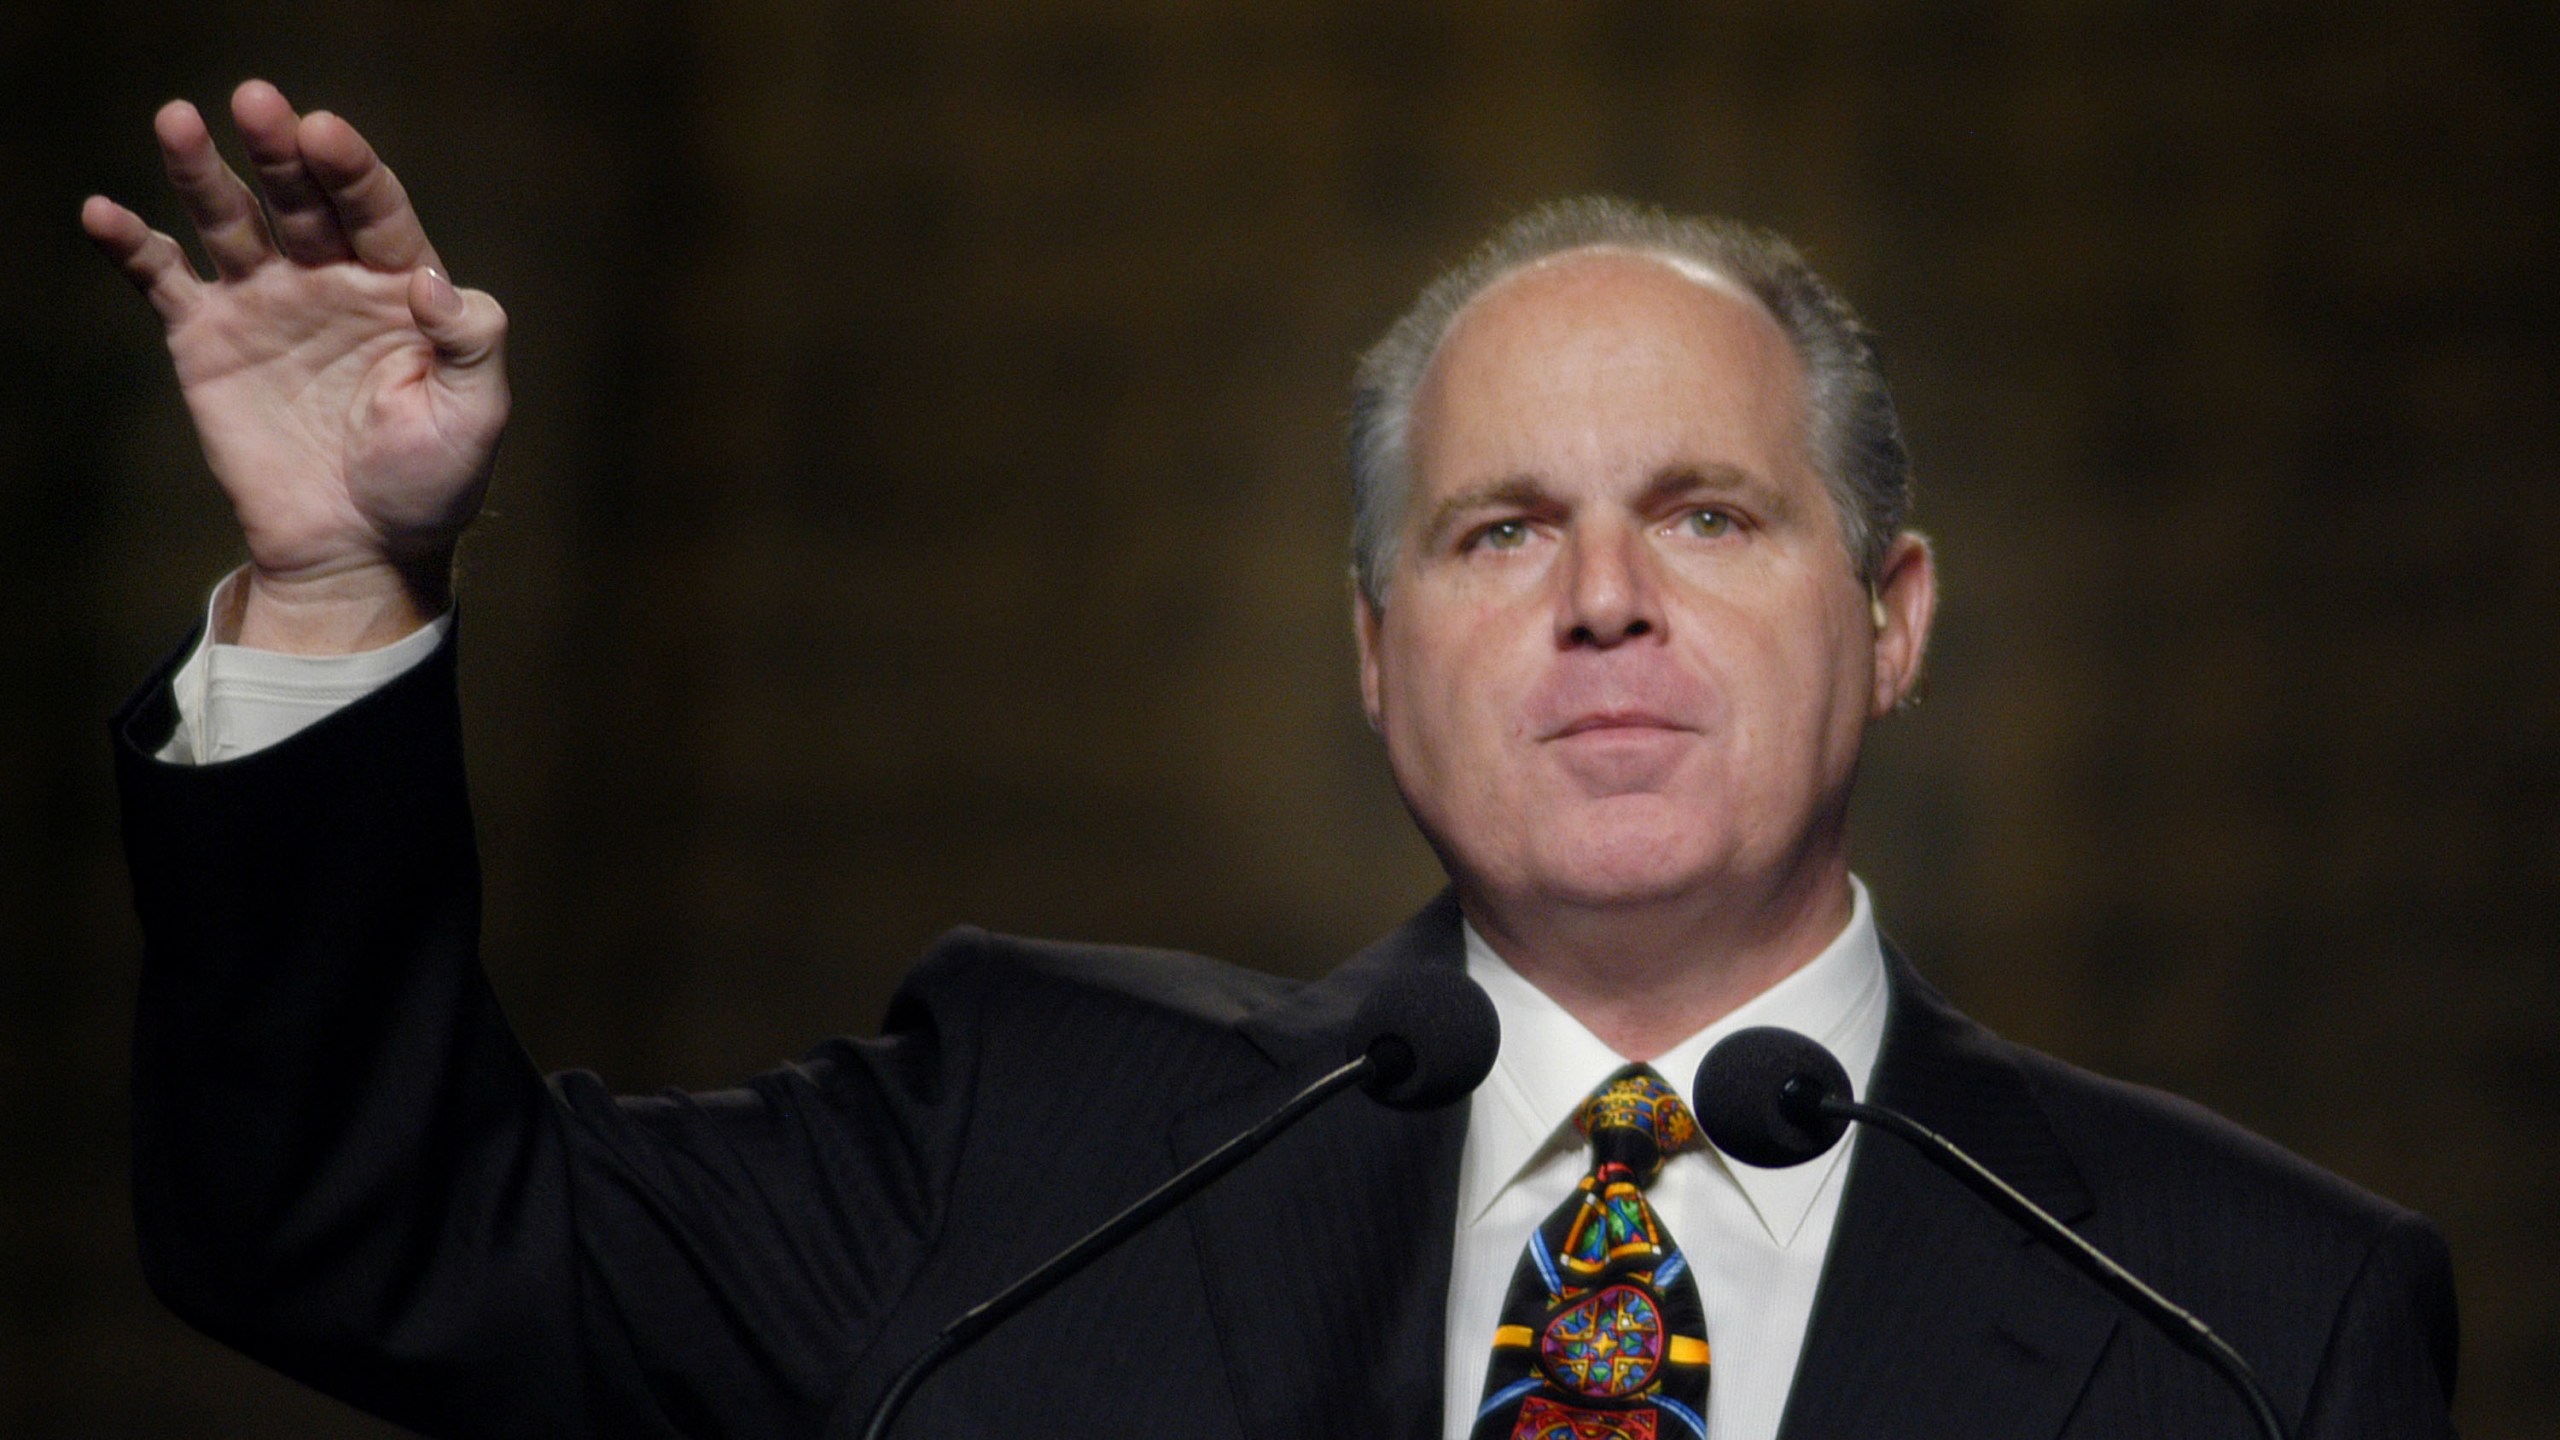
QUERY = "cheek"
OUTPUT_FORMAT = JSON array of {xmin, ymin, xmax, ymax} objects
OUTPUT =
[
  {"xmin": 1697, "ymin": 597, "xmax": 1868, "ymax": 759},
  {"xmin": 1377, "ymin": 615, "xmax": 1535, "ymax": 809},
  {"xmin": 1384, "ymin": 607, "xmax": 1508, "ymax": 717}
]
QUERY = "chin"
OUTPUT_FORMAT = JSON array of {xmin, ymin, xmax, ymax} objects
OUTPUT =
[{"xmin": 1520, "ymin": 812, "xmax": 1732, "ymax": 910}]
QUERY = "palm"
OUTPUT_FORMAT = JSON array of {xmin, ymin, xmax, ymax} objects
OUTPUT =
[
  {"xmin": 85, "ymin": 82, "xmax": 509, "ymax": 602},
  {"xmin": 170, "ymin": 259, "xmax": 497, "ymax": 576}
]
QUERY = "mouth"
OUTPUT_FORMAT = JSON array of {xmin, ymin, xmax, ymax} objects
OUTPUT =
[{"xmin": 1546, "ymin": 710, "xmax": 1691, "ymax": 740}]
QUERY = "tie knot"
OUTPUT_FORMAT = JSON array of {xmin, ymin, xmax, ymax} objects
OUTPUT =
[{"xmin": 1573, "ymin": 1065, "xmax": 1698, "ymax": 1183}]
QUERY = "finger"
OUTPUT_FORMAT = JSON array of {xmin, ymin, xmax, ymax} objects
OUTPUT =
[
  {"xmin": 299, "ymin": 110, "xmax": 444, "ymax": 274},
  {"xmin": 231, "ymin": 79, "xmax": 351, "ymax": 265},
  {"xmin": 81, "ymin": 194, "xmax": 203, "ymax": 320},
  {"xmin": 409, "ymin": 268, "xmax": 508, "ymax": 386},
  {"xmin": 153, "ymin": 99, "xmax": 278, "ymax": 279}
]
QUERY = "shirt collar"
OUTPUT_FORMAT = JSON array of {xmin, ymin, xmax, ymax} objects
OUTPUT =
[{"xmin": 1457, "ymin": 878, "xmax": 1890, "ymax": 1246}]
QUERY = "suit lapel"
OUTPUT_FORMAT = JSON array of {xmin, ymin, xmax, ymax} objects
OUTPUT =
[
  {"xmin": 1176, "ymin": 893, "xmax": 1471, "ymax": 1440},
  {"xmin": 1776, "ymin": 947, "xmax": 2119, "ymax": 1439}
]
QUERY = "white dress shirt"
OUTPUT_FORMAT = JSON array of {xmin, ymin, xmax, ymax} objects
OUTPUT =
[
  {"xmin": 1445, "ymin": 888, "xmax": 1888, "ymax": 1440},
  {"xmin": 156, "ymin": 577, "xmax": 1891, "ymax": 1440}
]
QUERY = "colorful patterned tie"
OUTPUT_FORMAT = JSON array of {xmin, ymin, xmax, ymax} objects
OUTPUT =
[{"xmin": 1469, "ymin": 1064, "xmax": 1711, "ymax": 1440}]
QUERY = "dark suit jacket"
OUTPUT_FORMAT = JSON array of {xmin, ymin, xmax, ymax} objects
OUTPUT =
[{"xmin": 114, "ymin": 630, "xmax": 2455, "ymax": 1438}]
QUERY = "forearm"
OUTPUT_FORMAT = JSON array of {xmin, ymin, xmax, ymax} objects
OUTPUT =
[
  {"xmin": 117, "ymin": 628, "xmax": 591, "ymax": 1437},
  {"xmin": 115, "ymin": 624, "xmax": 951, "ymax": 1436}
]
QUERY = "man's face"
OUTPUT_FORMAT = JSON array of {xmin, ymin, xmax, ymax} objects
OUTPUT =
[{"xmin": 1356, "ymin": 249, "xmax": 1932, "ymax": 920}]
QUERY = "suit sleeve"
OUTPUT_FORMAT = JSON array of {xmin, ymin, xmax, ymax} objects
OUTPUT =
[
  {"xmin": 113, "ymin": 626, "xmax": 981, "ymax": 1439},
  {"xmin": 2295, "ymin": 1209, "xmax": 2460, "ymax": 1439}
]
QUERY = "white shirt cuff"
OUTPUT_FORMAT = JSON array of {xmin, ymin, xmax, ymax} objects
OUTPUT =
[{"xmin": 155, "ymin": 569, "xmax": 453, "ymax": 765}]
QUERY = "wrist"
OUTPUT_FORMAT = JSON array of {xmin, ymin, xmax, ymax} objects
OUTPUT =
[{"xmin": 228, "ymin": 556, "xmax": 453, "ymax": 654}]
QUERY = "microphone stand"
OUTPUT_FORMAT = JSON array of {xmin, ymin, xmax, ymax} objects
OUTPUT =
[
  {"xmin": 860, "ymin": 1053, "xmax": 1375, "ymax": 1440},
  {"xmin": 1796, "ymin": 1081, "xmax": 2291, "ymax": 1440}
]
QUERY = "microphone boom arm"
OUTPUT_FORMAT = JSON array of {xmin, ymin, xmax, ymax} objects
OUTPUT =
[
  {"xmin": 1798, "ymin": 1084, "xmax": 2292, "ymax": 1440},
  {"xmin": 860, "ymin": 1053, "xmax": 1375, "ymax": 1440}
]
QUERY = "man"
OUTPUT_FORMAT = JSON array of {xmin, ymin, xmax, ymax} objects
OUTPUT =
[{"xmin": 93, "ymin": 82, "xmax": 2455, "ymax": 1438}]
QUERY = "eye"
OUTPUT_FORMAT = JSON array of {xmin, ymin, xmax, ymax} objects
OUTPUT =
[
  {"xmin": 1474, "ymin": 518, "xmax": 1533, "ymax": 551},
  {"xmin": 1679, "ymin": 508, "xmax": 1735, "ymax": 538}
]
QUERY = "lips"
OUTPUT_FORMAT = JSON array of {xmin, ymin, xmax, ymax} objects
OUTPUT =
[
  {"xmin": 1526, "ymin": 659, "xmax": 1714, "ymax": 747},
  {"xmin": 1548, "ymin": 709, "xmax": 1691, "ymax": 740},
  {"xmin": 1538, "ymin": 702, "xmax": 1702, "ymax": 793}
]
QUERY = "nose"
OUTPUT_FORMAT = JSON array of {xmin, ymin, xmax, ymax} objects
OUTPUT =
[{"xmin": 1558, "ymin": 522, "xmax": 1662, "ymax": 648}]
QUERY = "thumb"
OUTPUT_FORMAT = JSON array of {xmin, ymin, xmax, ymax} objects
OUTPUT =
[{"xmin": 408, "ymin": 266, "xmax": 508, "ymax": 377}]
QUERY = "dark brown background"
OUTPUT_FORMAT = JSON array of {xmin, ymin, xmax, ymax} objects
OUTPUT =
[{"xmin": 5, "ymin": 1, "xmax": 2553, "ymax": 1434}]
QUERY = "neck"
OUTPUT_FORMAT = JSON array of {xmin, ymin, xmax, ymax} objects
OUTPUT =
[{"xmin": 1463, "ymin": 858, "xmax": 1855, "ymax": 1062}]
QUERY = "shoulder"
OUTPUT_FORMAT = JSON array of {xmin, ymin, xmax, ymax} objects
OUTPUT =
[
  {"xmin": 893, "ymin": 925, "xmax": 1300, "ymax": 1037},
  {"xmin": 2007, "ymin": 1040, "xmax": 2419, "ymax": 1251},
  {"xmin": 1893, "ymin": 980, "xmax": 2459, "ymax": 1413},
  {"xmin": 838, "ymin": 926, "xmax": 1305, "ymax": 1107},
  {"xmin": 708, "ymin": 929, "xmax": 1303, "ymax": 1197},
  {"xmin": 1981, "ymin": 1031, "xmax": 2459, "ymax": 1423},
  {"xmin": 1877, "ymin": 952, "xmax": 2428, "ymax": 1259},
  {"xmin": 1874, "ymin": 951, "xmax": 2454, "ymax": 1374}
]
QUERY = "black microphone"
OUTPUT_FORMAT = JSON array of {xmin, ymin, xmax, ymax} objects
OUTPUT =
[
  {"xmin": 1695, "ymin": 1027, "xmax": 2291, "ymax": 1440},
  {"xmin": 860, "ymin": 965, "xmax": 1499, "ymax": 1439}
]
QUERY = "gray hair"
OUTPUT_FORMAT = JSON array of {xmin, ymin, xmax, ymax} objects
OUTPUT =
[{"xmin": 1348, "ymin": 196, "xmax": 1912, "ymax": 606}]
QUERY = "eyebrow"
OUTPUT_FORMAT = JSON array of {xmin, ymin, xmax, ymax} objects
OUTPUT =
[
  {"xmin": 1637, "ymin": 462, "xmax": 1791, "ymax": 515},
  {"xmin": 1419, "ymin": 461, "xmax": 1789, "ymax": 545},
  {"xmin": 1419, "ymin": 476, "xmax": 1557, "ymax": 546}
]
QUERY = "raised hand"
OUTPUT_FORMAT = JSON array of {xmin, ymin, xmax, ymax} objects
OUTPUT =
[{"xmin": 84, "ymin": 80, "xmax": 508, "ymax": 652}]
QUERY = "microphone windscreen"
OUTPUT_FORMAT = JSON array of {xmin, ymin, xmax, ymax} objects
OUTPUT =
[
  {"xmin": 1694, "ymin": 1027, "xmax": 1854, "ymax": 1168},
  {"xmin": 1346, "ymin": 967, "xmax": 1500, "ymax": 1111}
]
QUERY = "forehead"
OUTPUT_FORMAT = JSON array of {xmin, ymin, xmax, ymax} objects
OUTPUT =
[{"xmin": 1408, "ymin": 248, "xmax": 1809, "ymax": 484}]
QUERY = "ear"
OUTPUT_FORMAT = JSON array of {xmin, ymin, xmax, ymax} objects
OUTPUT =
[
  {"xmin": 1867, "ymin": 530, "xmax": 1936, "ymax": 717},
  {"xmin": 1353, "ymin": 580, "xmax": 1386, "ymax": 732}
]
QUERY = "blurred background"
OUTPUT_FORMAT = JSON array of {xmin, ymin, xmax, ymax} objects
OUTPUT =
[{"xmin": 4, "ymin": 1, "xmax": 2553, "ymax": 1433}]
